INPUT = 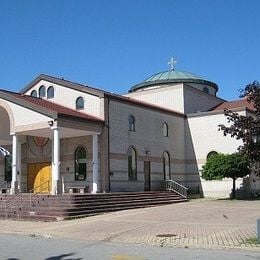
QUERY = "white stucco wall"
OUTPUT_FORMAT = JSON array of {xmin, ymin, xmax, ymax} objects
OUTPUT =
[
  {"xmin": 200, "ymin": 178, "xmax": 243, "ymax": 198},
  {"xmin": 183, "ymin": 85, "xmax": 223, "ymax": 114},
  {"xmin": 125, "ymin": 83, "xmax": 223, "ymax": 115},
  {"xmin": 0, "ymin": 98, "xmax": 53, "ymax": 129},
  {"xmin": 0, "ymin": 106, "xmax": 11, "ymax": 144},
  {"xmin": 187, "ymin": 111, "xmax": 243, "ymax": 167},
  {"xmin": 24, "ymin": 80, "xmax": 104, "ymax": 119},
  {"xmin": 125, "ymin": 84, "xmax": 185, "ymax": 113},
  {"xmin": 186, "ymin": 82, "xmax": 217, "ymax": 96},
  {"xmin": 186, "ymin": 111, "xmax": 249, "ymax": 196}
]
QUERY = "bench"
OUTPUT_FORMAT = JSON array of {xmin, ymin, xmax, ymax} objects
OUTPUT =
[{"xmin": 67, "ymin": 186, "xmax": 89, "ymax": 194}]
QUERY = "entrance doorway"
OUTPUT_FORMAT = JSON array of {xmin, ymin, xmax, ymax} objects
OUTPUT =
[
  {"xmin": 144, "ymin": 161, "xmax": 151, "ymax": 191},
  {"xmin": 28, "ymin": 163, "xmax": 52, "ymax": 193}
]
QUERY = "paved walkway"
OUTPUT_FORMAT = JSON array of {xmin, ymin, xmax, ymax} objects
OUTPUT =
[{"xmin": 0, "ymin": 199, "xmax": 259, "ymax": 250}]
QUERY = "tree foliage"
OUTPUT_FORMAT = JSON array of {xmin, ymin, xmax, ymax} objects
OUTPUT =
[
  {"xmin": 202, "ymin": 153, "xmax": 250, "ymax": 198},
  {"xmin": 218, "ymin": 81, "xmax": 260, "ymax": 165},
  {"xmin": 202, "ymin": 153, "xmax": 250, "ymax": 181},
  {"xmin": 202, "ymin": 153, "xmax": 226, "ymax": 180}
]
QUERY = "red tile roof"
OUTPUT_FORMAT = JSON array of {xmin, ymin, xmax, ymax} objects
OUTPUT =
[
  {"xmin": 211, "ymin": 99, "xmax": 255, "ymax": 112},
  {"xmin": 0, "ymin": 89, "xmax": 104, "ymax": 122}
]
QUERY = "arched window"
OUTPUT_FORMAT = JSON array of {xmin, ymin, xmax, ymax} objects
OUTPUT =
[
  {"xmin": 163, "ymin": 151, "xmax": 171, "ymax": 180},
  {"xmin": 207, "ymin": 151, "xmax": 218, "ymax": 160},
  {"xmin": 128, "ymin": 115, "xmax": 135, "ymax": 131},
  {"xmin": 4, "ymin": 155, "xmax": 12, "ymax": 182},
  {"xmin": 39, "ymin": 85, "xmax": 46, "ymax": 98},
  {"xmin": 163, "ymin": 122, "xmax": 169, "ymax": 137},
  {"xmin": 47, "ymin": 86, "xmax": 54, "ymax": 99},
  {"xmin": 31, "ymin": 90, "xmax": 37, "ymax": 97},
  {"xmin": 203, "ymin": 87, "xmax": 209, "ymax": 94},
  {"xmin": 76, "ymin": 97, "xmax": 84, "ymax": 110},
  {"xmin": 74, "ymin": 146, "xmax": 87, "ymax": 181},
  {"xmin": 127, "ymin": 146, "xmax": 137, "ymax": 181}
]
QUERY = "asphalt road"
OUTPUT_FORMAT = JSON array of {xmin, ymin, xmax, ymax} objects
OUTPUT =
[{"xmin": 1, "ymin": 233, "xmax": 260, "ymax": 260}]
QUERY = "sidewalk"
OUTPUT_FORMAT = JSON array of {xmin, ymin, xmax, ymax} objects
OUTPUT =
[{"xmin": 0, "ymin": 199, "xmax": 259, "ymax": 250}]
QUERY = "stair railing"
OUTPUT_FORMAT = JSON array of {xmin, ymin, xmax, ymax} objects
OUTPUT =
[
  {"xmin": 0, "ymin": 181, "xmax": 7, "ymax": 188},
  {"xmin": 29, "ymin": 180, "xmax": 50, "ymax": 207},
  {"xmin": 0, "ymin": 181, "xmax": 11, "ymax": 194},
  {"xmin": 162, "ymin": 180, "xmax": 188, "ymax": 199},
  {"xmin": 4, "ymin": 180, "xmax": 50, "ymax": 219},
  {"xmin": 4, "ymin": 192, "xmax": 23, "ymax": 219}
]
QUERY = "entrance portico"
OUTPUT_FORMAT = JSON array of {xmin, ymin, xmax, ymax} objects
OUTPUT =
[{"xmin": 0, "ymin": 90, "xmax": 104, "ymax": 195}]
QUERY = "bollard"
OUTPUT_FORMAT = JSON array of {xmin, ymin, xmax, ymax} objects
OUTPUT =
[{"xmin": 257, "ymin": 219, "xmax": 260, "ymax": 241}]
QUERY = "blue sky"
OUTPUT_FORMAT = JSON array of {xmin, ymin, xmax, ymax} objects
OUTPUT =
[{"xmin": 0, "ymin": 0, "xmax": 259, "ymax": 100}]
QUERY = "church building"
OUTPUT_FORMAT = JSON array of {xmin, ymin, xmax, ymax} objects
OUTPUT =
[{"xmin": 0, "ymin": 61, "xmax": 259, "ymax": 197}]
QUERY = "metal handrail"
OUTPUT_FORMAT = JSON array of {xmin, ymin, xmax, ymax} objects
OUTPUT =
[
  {"xmin": 162, "ymin": 180, "xmax": 188, "ymax": 199},
  {"xmin": 0, "ymin": 181, "xmax": 8, "ymax": 188},
  {"xmin": 4, "ymin": 180, "xmax": 50, "ymax": 218},
  {"xmin": 29, "ymin": 180, "xmax": 50, "ymax": 206},
  {"xmin": 4, "ymin": 192, "xmax": 23, "ymax": 219},
  {"xmin": 0, "ymin": 181, "xmax": 11, "ymax": 194}
]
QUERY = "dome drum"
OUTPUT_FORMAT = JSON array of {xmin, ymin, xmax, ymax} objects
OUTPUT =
[{"xmin": 129, "ymin": 70, "xmax": 218, "ymax": 94}]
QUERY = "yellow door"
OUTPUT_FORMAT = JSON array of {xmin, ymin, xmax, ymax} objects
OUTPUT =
[{"xmin": 28, "ymin": 163, "xmax": 52, "ymax": 193}]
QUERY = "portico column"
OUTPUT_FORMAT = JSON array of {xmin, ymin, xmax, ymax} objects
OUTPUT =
[
  {"xmin": 92, "ymin": 134, "xmax": 99, "ymax": 193},
  {"xmin": 11, "ymin": 134, "xmax": 18, "ymax": 194},
  {"xmin": 17, "ymin": 140, "xmax": 22, "ymax": 190},
  {"xmin": 52, "ymin": 127, "xmax": 60, "ymax": 195}
]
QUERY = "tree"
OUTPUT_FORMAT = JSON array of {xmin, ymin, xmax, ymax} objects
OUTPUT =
[
  {"xmin": 218, "ymin": 81, "xmax": 260, "ymax": 169},
  {"xmin": 202, "ymin": 153, "xmax": 250, "ymax": 199}
]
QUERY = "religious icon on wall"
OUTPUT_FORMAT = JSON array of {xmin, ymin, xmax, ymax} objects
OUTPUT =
[{"xmin": 33, "ymin": 137, "xmax": 49, "ymax": 147}]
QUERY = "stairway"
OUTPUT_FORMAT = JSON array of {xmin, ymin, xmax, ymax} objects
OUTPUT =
[{"xmin": 0, "ymin": 191, "xmax": 188, "ymax": 221}]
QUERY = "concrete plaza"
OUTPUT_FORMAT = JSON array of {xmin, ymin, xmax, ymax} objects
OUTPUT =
[{"xmin": 0, "ymin": 199, "xmax": 259, "ymax": 251}]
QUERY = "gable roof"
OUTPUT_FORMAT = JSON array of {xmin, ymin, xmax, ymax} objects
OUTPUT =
[
  {"xmin": 20, "ymin": 74, "xmax": 185, "ymax": 118},
  {"xmin": 210, "ymin": 99, "xmax": 255, "ymax": 112},
  {"xmin": 20, "ymin": 74, "xmax": 110, "ymax": 98},
  {"xmin": 0, "ymin": 89, "xmax": 104, "ymax": 123}
]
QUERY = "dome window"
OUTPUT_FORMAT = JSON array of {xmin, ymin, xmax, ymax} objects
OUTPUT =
[
  {"xmin": 203, "ymin": 87, "xmax": 209, "ymax": 94},
  {"xmin": 207, "ymin": 151, "xmax": 218, "ymax": 160},
  {"xmin": 30, "ymin": 90, "xmax": 37, "ymax": 97},
  {"xmin": 47, "ymin": 86, "xmax": 54, "ymax": 99},
  {"xmin": 76, "ymin": 96, "xmax": 84, "ymax": 110},
  {"xmin": 128, "ymin": 115, "xmax": 135, "ymax": 131},
  {"xmin": 39, "ymin": 85, "xmax": 46, "ymax": 98},
  {"xmin": 163, "ymin": 122, "xmax": 169, "ymax": 137}
]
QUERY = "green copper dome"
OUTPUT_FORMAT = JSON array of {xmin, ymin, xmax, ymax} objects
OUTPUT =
[{"xmin": 130, "ymin": 70, "xmax": 218, "ymax": 92}]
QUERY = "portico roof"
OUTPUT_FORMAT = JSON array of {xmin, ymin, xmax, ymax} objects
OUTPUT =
[
  {"xmin": 0, "ymin": 89, "xmax": 104, "ymax": 141},
  {"xmin": 0, "ymin": 89, "xmax": 104, "ymax": 123}
]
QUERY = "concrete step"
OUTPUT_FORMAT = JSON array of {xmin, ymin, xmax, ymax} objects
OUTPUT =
[{"xmin": 0, "ymin": 191, "xmax": 188, "ymax": 221}]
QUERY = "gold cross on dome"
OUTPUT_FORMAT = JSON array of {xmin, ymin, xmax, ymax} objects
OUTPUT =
[{"xmin": 168, "ymin": 57, "xmax": 177, "ymax": 71}]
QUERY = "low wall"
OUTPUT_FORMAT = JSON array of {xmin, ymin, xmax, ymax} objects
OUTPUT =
[{"xmin": 200, "ymin": 178, "xmax": 243, "ymax": 198}]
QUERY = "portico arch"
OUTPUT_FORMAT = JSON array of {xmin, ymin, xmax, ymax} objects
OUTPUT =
[
  {"xmin": 0, "ymin": 100, "xmax": 14, "ymax": 134},
  {"xmin": 0, "ymin": 102, "xmax": 23, "ymax": 194},
  {"xmin": 0, "ymin": 104, "xmax": 12, "ymax": 190}
]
